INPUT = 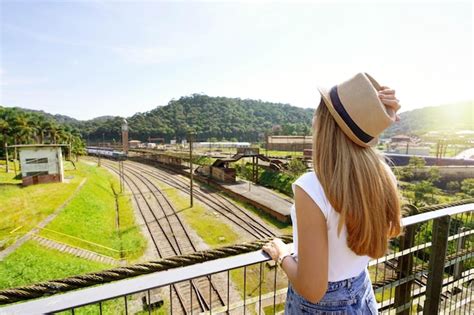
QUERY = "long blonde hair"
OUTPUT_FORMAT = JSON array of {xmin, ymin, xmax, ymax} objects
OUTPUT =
[{"xmin": 313, "ymin": 101, "xmax": 401, "ymax": 258}]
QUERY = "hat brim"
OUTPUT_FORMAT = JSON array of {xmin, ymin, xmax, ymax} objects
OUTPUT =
[{"xmin": 317, "ymin": 87, "xmax": 378, "ymax": 148}]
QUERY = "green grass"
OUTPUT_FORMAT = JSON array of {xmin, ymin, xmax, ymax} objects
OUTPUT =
[
  {"xmin": 230, "ymin": 264, "xmax": 288, "ymax": 304},
  {"xmin": 0, "ymin": 160, "xmax": 21, "ymax": 184},
  {"xmin": 39, "ymin": 162, "xmax": 146, "ymax": 261},
  {"xmin": 0, "ymin": 241, "xmax": 112, "ymax": 289},
  {"xmin": 153, "ymin": 180, "xmax": 240, "ymax": 247},
  {"xmin": 0, "ymin": 161, "xmax": 84, "ymax": 250},
  {"xmin": 262, "ymin": 150, "xmax": 303, "ymax": 158},
  {"xmin": 264, "ymin": 302, "xmax": 286, "ymax": 315}
]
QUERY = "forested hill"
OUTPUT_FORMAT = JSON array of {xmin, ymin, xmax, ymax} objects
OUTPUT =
[
  {"xmin": 4, "ymin": 97, "xmax": 472, "ymax": 144},
  {"xmin": 383, "ymin": 101, "xmax": 473, "ymax": 138},
  {"xmin": 80, "ymin": 97, "xmax": 471, "ymax": 142},
  {"xmin": 74, "ymin": 94, "xmax": 314, "ymax": 142}
]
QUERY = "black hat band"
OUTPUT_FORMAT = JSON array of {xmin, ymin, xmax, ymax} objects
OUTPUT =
[{"xmin": 329, "ymin": 86, "xmax": 374, "ymax": 144}]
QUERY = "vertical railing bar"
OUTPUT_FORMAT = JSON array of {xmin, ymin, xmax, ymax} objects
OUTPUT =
[
  {"xmin": 374, "ymin": 257, "xmax": 379, "ymax": 289},
  {"xmin": 227, "ymin": 270, "xmax": 230, "ymax": 313},
  {"xmin": 381, "ymin": 254, "xmax": 388, "ymax": 308},
  {"xmin": 416, "ymin": 223, "xmax": 426, "ymax": 313},
  {"xmin": 467, "ymin": 211, "xmax": 472, "ymax": 315},
  {"xmin": 456, "ymin": 212, "xmax": 462, "ymax": 313},
  {"xmin": 465, "ymin": 212, "xmax": 471, "ymax": 315},
  {"xmin": 414, "ymin": 226, "xmax": 420, "ymax": 313},
  {"xmin": 209, "ymin": 274, "xmax": 212, "ymax": 315},
  {"xmin": 170, "ymin": 284, "xmax": 173, "ymax": 315},
  {"xmin": 259, "ymin": 262, "xmax": 263, "ymax": 315},
  {"xmin": 390, "ymin": 256, "xmax": 398, "ymax": 311},
  {"xmin": 243, "ymin": 266, "xmax": 247, "ymax": 315},
  {"xmin": 124, "ymin": 295, "xmax": 128, "ymax": 315},
  {"xmin": 190, "ymin": 280, "xmax": 193, "ymax": 315},
  {"xmin": 147, "ymin": 290, "xmax": 151, "ymax": 315},
  {"xmin": 394, "ymin": 221, "xmax": 415, "ymax": 315},
  {"xmin": 468, "ymin": 273, "xmax": 473, "ymax": 315},
  {"xmin": 273, "ymin": 265, "xmax": 277, "ymax": 315},
  {"xmin": 449, "ymin": 214, "xmax": 458, "ymax": 314},
  {"xmin": 423, "ymin": 215, "xmax": 451, "ymax": 315},
  {"xmin": 71, "ymin": 308, "xmax": 75, "ymax": 315},
  {"xmin": 99, "ymin": 301, "xmax": 103, "ymax": 315}
]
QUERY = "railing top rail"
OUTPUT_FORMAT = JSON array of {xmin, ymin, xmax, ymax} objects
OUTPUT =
[
  {"xmin": 0, "ymin": 251, "xmax": 268, "ymax": 314},
  {"xmin": 0, "ymin": 202, "xmax": 473, "ymax": 314},
  {"xmin": 401, "ymin": 203, "xmax": 473, "ymax": 227}
]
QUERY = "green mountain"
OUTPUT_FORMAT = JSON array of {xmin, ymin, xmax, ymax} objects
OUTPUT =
[
  {"xmin": 5, "ymin": 97, "xmax": 472, "ymax": 144},
  {"xmin": 67, "ymin": 94, "xmax": 313, "ymax": 143},
  {"xmin": 383, "ymin": 101, "xmax": 473, "ymax": 137}
]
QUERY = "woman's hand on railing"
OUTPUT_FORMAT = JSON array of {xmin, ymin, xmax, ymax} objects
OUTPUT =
[{"xmin": 262, "ymin": 238, "xmax": 291, "ymax": 262}]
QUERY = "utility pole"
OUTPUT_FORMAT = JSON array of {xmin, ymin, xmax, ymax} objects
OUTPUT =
[
  {"xmin": 13, "ymin": 146, "xmax": 17, "ymax": 176},
  {"xmin": 119, "ymin": 158, "xmax": 124, "ymax": 193},
  {"xmin": 4, "ymin": 143, "xmax": 9, "ymax": 173},
  {"xmin": 265, "ymin": 131, "xmax": 268, "ymax": 157},
  {"xmin": 188, "ymin": 129, "xmax": 196, "ymax": 208},
  {"xmin": 121, "ymin": 119, "xmax": 129, "ymax": 154}
]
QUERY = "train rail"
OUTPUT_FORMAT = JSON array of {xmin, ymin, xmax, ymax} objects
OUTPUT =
[
  {"xmin": 122, "ymin": 160, "xmax": 277, "ymax": 239},
  {"xmin": 98, "ymin": 158, "xmax": 225, "ymax": 313}
]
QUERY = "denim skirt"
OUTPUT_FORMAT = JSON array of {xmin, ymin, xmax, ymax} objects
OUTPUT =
[{"xmin": 284, "ymin": 269, "xmax": 378, "ymax": 314}]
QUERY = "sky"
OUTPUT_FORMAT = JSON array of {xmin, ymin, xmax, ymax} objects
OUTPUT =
[{"xmin": 0, "ymin": 0, "xmax": 472, "ymax": 120}]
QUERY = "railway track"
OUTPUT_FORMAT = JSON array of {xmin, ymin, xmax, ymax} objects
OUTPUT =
[
  {"xmin": 121, "ymin": 159, "xmax": 277, "ymax": 240},
  {"xmin": 99, "ymin": 159, "xmax": 225, "ymax": 314}
]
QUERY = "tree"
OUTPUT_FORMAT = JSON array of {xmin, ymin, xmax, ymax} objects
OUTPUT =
[
  {"xmin": 409, "ymin": 156, "xmax": 426, "ymax": 179},
  {"xmin": 287, "ymin": 158, "xmax": 307, "ymax": 177},
  {"xmin": 446, "ymin": 181, "xmax": 460, "ymax": 192},
  {"xmin": 428, "ymin": 167, "xmax": 440, "ymax": 184},
  {"xmin": 412, "ymin": 180, "xmax": 435, "ymax": 206},
  {"xmin": 460, "ymin": 178, "xmax": 474, "ymax": 197},
  {"xmin": 0, "ymin": 107, "xmax": 86, "ymax": 161}
]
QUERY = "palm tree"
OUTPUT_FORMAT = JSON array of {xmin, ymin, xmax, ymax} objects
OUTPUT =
[{"xmin": 0, "ymin": 116, "xmax": 10, "ymax": 173}]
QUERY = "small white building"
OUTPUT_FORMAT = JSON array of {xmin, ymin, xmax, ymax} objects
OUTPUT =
[{"xmin": 14, "ymin": 144, "xmax": 66, "ymax": 186}]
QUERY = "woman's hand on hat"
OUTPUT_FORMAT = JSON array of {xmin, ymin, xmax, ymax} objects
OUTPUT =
[
  {"xmin": 378, "ymin": 86, "xmax": 401, "ymax": 122},
  {"xmin": 262, "ymin": 238, "xmax": 291, "ymax": 262}
]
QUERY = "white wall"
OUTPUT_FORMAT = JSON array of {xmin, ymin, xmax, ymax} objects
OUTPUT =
[{"xmin": 19, "ymin": 147, "xmax": 64, "ymax": 181}]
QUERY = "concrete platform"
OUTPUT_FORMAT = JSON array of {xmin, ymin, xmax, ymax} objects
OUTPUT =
[{"xmin": 219, "ymin": 179, "xmax": 293, "ymax": 223}]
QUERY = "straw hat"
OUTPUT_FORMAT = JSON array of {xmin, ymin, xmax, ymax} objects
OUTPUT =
[{"xmin": 318, "ymin": 73, "xmax": 398, "ymax": 147}]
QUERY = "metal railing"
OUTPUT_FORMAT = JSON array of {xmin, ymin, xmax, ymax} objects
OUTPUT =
[{"xmin": 0, "ymin": 203, "xmax": 472, "ymax": 314}]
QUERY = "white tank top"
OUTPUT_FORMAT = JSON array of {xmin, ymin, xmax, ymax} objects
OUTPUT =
[{"xmin": 290, "ymin": 171, "xmax": 371, "ymax": 282}]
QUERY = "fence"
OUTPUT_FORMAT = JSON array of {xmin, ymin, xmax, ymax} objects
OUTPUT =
[{"xmin": 0, "ymin": 202, "xmax": 472, "ymax": 314}]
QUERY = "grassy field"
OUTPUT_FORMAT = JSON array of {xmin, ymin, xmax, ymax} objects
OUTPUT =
[
  {"xmin": 39, "ymin": 162, "xmax": 146, "ymax": 260},
  {"xmin": 0, "ymin": 241, "xmax": 112, "ymax": 289},
  {"xmin": 0, "ymin": 161, "xmax": 84, "ymax": 250},
  {"xmin": 230, "ymin": 263, "xmax": 288, "ymax": 315},
  {"xmin": 0, "ymin": 160, "xmax": 21, "ymax": 184},
  {"xmin": 263, "ymin": 150, "xmax": 303, "ymax": 158}
]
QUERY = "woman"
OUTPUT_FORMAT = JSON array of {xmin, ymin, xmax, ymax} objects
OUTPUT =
[{"xmin": 263, "ymin": 73, "xmax": 402, "ymax": 314}]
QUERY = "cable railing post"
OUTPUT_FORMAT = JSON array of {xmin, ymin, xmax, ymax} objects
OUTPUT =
[
  {"xmin": 453, "ymin": 226, "xmax": 466, "ymax": 280},
  {"xmin": 394, "ymin": 223, "xmax": 416, "ymax": 315},
  {"xmin": 423, "ymin": 215, "xmax": 451, "ymax": 315}
]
